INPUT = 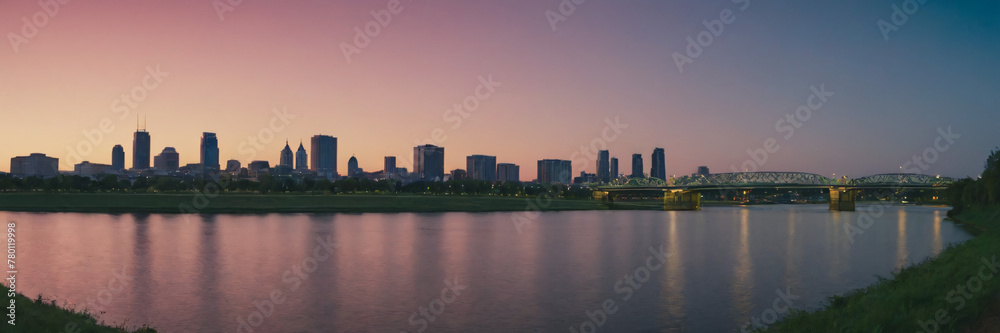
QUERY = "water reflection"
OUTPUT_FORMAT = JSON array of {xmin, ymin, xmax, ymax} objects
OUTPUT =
[{"xmin": 4, "ymin": 205, "xmax": 971, "ymax": 332}]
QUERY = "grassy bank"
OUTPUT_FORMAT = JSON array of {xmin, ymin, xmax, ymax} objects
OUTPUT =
[
  {"xmin": 1, "ymin": 285, "xmax": 154, "ymax": 332},
  {"xmin": 0, "ymin": 192, "xmax": 608, "ymax": 214},
  {"xmin": 766, "ymin": 206, "xmax": 1000, "ymax": 332}
]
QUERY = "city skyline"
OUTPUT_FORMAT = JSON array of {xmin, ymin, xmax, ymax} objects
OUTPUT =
[{"xmin": 2, "ymin": 1, "xmax": 998, "ymax": 179}]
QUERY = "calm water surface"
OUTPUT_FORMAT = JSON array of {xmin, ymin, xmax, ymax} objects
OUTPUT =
[{"xmin": 5, "ymin": 204, "xmax": 971, "ymax": 332}]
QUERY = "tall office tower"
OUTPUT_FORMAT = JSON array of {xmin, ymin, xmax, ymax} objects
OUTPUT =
[
  {"xmin": 413, "ymin": 144, "xmax": 445, "ymax": 181},
  {"xmin": 651, "ymin": 148, "xmax": 666, "ymax": 180},
  {"xmin": 698, "ymin": 166, "xmax": 710, "ymax": 176},
  {"xmin": 610, "ymin": 157, "xmax": 619, "ymax": 180},
  {"xmin": 497, "ymin": 163, "xmax": 520, "ymax": 183},
  {"xmin": 450, "ymin": 169, "xmax": 467, "ymax": 181},
  {"xmin": 295, "ymin": 142, "xmax": 308, "ymax": 170},
  {"xmin": 348, "ymin": 156, "xmax": 362, "ymax": 178},
  {"xmin": 596, "ymin": 150, "xmax": 610, "ymax": 183},
  {"xmin": 279, "ymin": 141, "xmax": 294, "ymax": 167},
  {"xmin": 384, "ymin": 156, "xmax": 397, "ymax": 175},
  {"xmin": 200, "ymin": 132, "xmax": 220, "ymax": 171},
  {"xmin": 466, "ymin": 155, "xmax": 497, "ymax": 181},
  {"xmin": 153, "ymin": 147, "xmax": 180, "ymax": 171},
  {"xmin": 310, "ymin": 135, "xmax": 338, "ymax": 177},
  {"xmin": 537, "ymin": 159, "xmax": 572, "ymax": 184},
  {"xmin": 112, "ymin": 145, "xmax": 125, "ymax": 171},
  {"xmin": 631, "ymin": 154, "xmax": 644, "ymax": 178},
  {"xmin": 133, "ymin": 129, "xmax": 151, "ymax": 170}
]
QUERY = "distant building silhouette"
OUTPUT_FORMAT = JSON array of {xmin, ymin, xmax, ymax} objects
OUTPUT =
[
  {"xmin": 631, "ymin": 154, "xmax": 644, "ymax": 178},
  {"xmin": 295, "ymin": 141, "xmax": 308, "ymax": 171},
  {"xmin": 597, "ymin": 150, "xmax": 610, "ymax": 183},
  {"xmin": 226, "ymin": 159, "xmax": 241, "ymax": 173},
  {"xmin": 153, "ymin": 147, "xmax": 179, "ymax": 171},
  {"xmin": 384, "ymin": 156, "xmax": 397, "ymax": 175},
  {"xmin": 133, "ymin": 129, "xmax": 151, "ymax": 170},
  {"xmin": 698, "ymin": 166, "xmax": 710, "ymax": 176},
  {"xmin": 574, "ymin": 171, "xmax": 597, "ymax": 184},
  {"xmin": 450, "ymin": 169, "xmax": 467, "ymax": 181},
  {"xmin": 200, "ymin": 132, "xmax": 220, "ymax": 171},
  {"xmin": 248, "ymin": 160, "xmax": 270, "ymax": 179},
  {"xmin": 651, "ymin": 148, "xmax": 666, "ymax": 180},
  {"xmin": 112, "ymin": 145, "xmax": 125, "ymax": 171},
  {"xmin": 310, "ymin": 135, "xmax": 338, "ymax": 177},
  {"xmin": 537, "ymin": 159, "xmax": 572, "ymax": 184},
  {"xmin": 10, "ymin": 153, "xmax": 59, "ymax": 178},
  {"xmin": 279, "ymin": 141, "xmax": 294, "ymax": 167},
  {"xmin": 466, "ymin": 155, "xmax": 497, "ymax": 181},
  {"xmin": 348, "ymin": 156, "xmax": 362, "ymax": 178},
  {"xmin": 414, "ymin": 144, "xmax": 445, "ymax": 181},
  {"xmin": 611, "ymin": 157, "xmax": 619, "ymax": 180},
  {"xmin": 497, "ymin": 163, "xmax": 519, "ymax": 183},
  {"xmin": 74, "ymin": 161, "xmax": 114, "ymax": 178}
]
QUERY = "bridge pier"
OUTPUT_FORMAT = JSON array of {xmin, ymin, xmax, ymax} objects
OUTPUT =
[
  {"xmin": 664, "ymin": 190, "xmax": 701, "ymax": 211},
  {"xmin": 829, "ymin": 188, "xmax": 857, "ymax": 211}
]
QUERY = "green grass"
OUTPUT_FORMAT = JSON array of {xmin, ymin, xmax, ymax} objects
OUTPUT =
[
  {"xmin": 0, "ymin": 192, "xmax": 608, "ymax": 214},
  {"xmin": 765, "ymin": 206, "xmax": 1000, "ymax": 332},
  {"xmin": 1, "ymin": 285, "xmax": 155, "ymax": 332}
]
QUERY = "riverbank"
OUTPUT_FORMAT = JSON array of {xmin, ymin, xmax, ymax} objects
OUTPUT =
[
  {"xmin": 0, "ymin": 192, "xmax": 607, "ymax": 214},
  {"xmin": 1, "ymin": 285, "xmax": 154, "ymax": 332},
  {"xmin": 766, "ymin": 206, "xmax": 1000, "ymax": 332}
]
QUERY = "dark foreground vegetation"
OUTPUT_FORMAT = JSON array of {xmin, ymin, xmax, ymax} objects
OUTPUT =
[{"xmin": 1, "ymin": 285, "xmax": 155, "ymax": 333}]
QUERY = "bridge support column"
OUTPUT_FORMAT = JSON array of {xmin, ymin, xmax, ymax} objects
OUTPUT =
[
  {"xmin": 830, "ymin": 188, "xmax": 857, "ymax": 211},
  {"xmin": 664, "ymin": 190, "xmax": 701, "ymax": 211}
]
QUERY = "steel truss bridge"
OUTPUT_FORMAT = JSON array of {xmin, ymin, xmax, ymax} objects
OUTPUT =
[{"xmin": 595, "ymin": 172, "xmax": 953, "ymax": 211}]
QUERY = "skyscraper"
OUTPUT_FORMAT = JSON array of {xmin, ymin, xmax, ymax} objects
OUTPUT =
[
  {"xmin": 112, "ymin": 145, "xmax": 125, "ymax": 171},
  {"xmin": 537, "ymin": 159, "xmax": 572, "ymax": 184},
  {"xmin": 597, "ymin": 150, "xmax": 610, "ymax": 183},
  {"xmin": 310, "ymin": 135, "xmax": 338, "ymax": 177},
  {"xmin": 201, "ymin": 132, "xmax": 220, "ymax": 171},
  {"xmin": 295, "ymin": 142, "xmax": 308, "ymax": 170},
  {"xmin": 279, "ymin": 141, "xmax": 294, "ymax": 167},
  {"xmin": 651, "ymin": 148, "xmax": 666, "ymax": 180},
  {"xmin": 413, "ymin": 144, "xmax": 445, "ymax": 181},
  {"xmin": 384, "ymin": 156, "xmax": 397, "ymax": 175},
  {"xmin": 631, "ymin": 154, "xmax": 643, "ymax": 178},
  {"xmin": 153, "ymin": 147, "xmax": 179, "ymax": 171},
  {"xmin": 466, "ymin": 155, "xmax": 497, "ymax": 181},
  {"xmin": 348, "ymin": 156, "xmax": 362, "ymax": 178},
  {"xmin": 132, "ymin": 129, "xmax": 150, "ymax": 170},
  {"xmin": 610, "ymin": 157, "xmax": 619, "ymax": 180},
  {"xmin": 497, "ymin": 163, "xmax": 520, "ymax": 183}
]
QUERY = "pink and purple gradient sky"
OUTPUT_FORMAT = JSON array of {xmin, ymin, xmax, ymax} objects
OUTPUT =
[{"xmin": 2, "ymin": 1, "xmax": 998, "ymax": 179}]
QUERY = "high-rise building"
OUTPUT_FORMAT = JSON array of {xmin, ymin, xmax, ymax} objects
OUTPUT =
[
  {"xmin": 537, "ymin": 159, "xmax": 572, "ymax": 184},
  {"xmin": 111, "ymin": 145, "xmax": 125, "ymax": 171},
  {"xmin": 631, "ymin": 154, "xmax": 644, "ymax": 178},
  {"xmin": 597, "ymin": 150, "xmax": 610, "ymax": 183},
  {"xmin": 698, "ymin": 166, "xmax": 710, "ymax": 176},
  {"xmin": 10, "ymin": 153, "xmax": 59, "ymax": 178},
  {"xmin": 279, "ymin": 141, "xmax": 294, "ymax": 167},
  {"xmin": 384, "ymin": 156, "xmax": 397, "ymax": 175},
  {"xmin": 310, "ymin": 135, "xmax": 338, "ymax": 177},
  {"xmin": 200, "ymin": 132, "xmax": 220, "ymax": 171},
  {"xmin": 133, "ymin": 130, "xmax": 151, "ymax": 170},
  {"xmin": 466, "ymin": 155, "xmax": 497, "ymax": 181},
  {"xmin": 248, "ymin": 161, "xmax": 270, "ymax": 179},
  {"xmin": 497, "ymin": 163, "xmax": 520, "ymax": 183},
  {"xmin": 413, "ymin": 144, "xmax": 445, "ymax": 181},
  {"xmin": 348, "ymin": 156, "xmax": 362, "ymax": 178},
  {"xmin": 651, "ymin": 148, "xmax": 666, "ymax": 180},
  {"xmin": 153, "ymin": 147, "xmax": 180, "ymax": 171},
  {"xmin": 295, "ymin": 142, "xmax": 308, "ymax": 170},
  {"xmin": 610, "ymin": 157, "xmax": 619, "ymax": 180},
  {"xmin": 450, "ymin": 169, "xmax": 467, "ymax": 181}
]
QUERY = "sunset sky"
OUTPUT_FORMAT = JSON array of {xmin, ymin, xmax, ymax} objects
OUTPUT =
[{"xmin": 2, "ymin": 0, "xmax": 998, "ymax": 179}]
